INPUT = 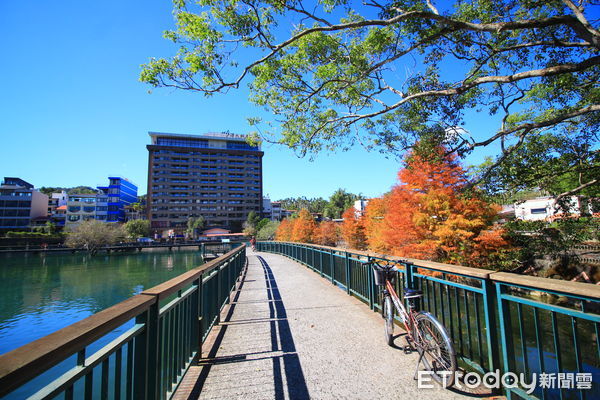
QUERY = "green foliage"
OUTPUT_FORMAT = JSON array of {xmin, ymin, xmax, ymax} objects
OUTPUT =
[
  {"xmin": 257, "ymin": 220, "xmax": 280, "ymax": 240},
  {"xmin": 186, "ymin": 216, "xmax": 206, "ymax": 239},
  {"xmin": 124, "ymin": 219, "xmax": 151, "ymax": 239},
  {"xmin": 245, "ymin": 211, "xmax": 262, "ymax": 227},
  {"xmin": 504, "ymin": 217, "xmax": 600, "ymax": 268},
  {"xmin": 279, "ymin": 196, "xmax": 327, "ymax": 213},
  {"xmin": 65, "ymin": 221, "xmax": 124, "ymax": 252},
  {"xmin": 242, "ymin": 212, "xmax": 263, "ymax": 236},
  {"xmin": 324, "ymin": 189, "xmax": 361, "ymax": 219},
  {"xmin": 67, "ymin": 186, "xmax": 97, "ymax": 195},
  {"xmin": 143, "ymin": 0, "xmax": 599, "ymax": 196},
  {"xmin": 256, "ymin": 218, "xmax": 270, "ymax": 232},
  {"xmin": 277, "ymin": 197, "xmax": 328, "ymax": 214},
  {"xmin": 39, "ymin": 187, "xmax": 66, "ymax": 196},
  {"xmin": 39, "ymin": 186, "xmax": 98, "ymax": 195},
  {"xmin": 5, "ymin": 231, "xmax": 62, "ymax": 238},
  {"xmin": 478, "ymin": 131, "xmax": 600, "ymax": 203}
]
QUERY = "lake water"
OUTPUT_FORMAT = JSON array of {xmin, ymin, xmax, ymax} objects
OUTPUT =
[{"xmin": 0, "ymin": 249, "xmax": 204, "ymax": 356}]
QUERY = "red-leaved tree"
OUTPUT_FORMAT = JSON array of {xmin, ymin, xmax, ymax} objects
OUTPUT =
[
  {"xmin": 291, "ymin": 209, "xmax": 317, "ymax": 243},
  {"xmin": 341, "ymin": 207, "xmax": 367, "ymax": 250},
  {"xmin": 381, "ymin": 147, "xmax": 512, "ymax": 268},
  {"xmin": 315, "ymin": 220, "xmax": 339, "ymax": 247}
]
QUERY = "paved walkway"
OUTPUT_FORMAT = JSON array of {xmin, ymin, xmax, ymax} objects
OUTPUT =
[{"xmin": 174, "ymin": 252, "xmax": 485, "ymax": 399}]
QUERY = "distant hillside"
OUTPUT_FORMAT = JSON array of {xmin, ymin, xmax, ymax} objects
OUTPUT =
[{"xmin": 39, "ymin": 186, "xmax": 97, "ymax": 196}]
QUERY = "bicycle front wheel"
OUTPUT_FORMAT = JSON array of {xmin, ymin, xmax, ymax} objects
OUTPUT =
[
  {"xmin": 383, "ymin": 296, "xmax": 394, "ymax": 346},
  {"xmin": 413, "ymin": 312, "xmax": 457, "ymax": 387}
]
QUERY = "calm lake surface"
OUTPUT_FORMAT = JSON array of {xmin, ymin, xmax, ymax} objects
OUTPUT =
[{"xmin": 0, "ymin": 249, "xmax": 204, "ymax": 356}]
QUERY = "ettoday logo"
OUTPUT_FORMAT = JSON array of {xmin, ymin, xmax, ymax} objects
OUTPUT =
[{"xmin": 417, "ymin": 370, "xmax": 593, "ymax": 393}]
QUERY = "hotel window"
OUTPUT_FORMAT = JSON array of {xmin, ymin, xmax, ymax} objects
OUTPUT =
[{"xmin": 530, "ymin": 208, "xmax": 547, "ymax": 214}]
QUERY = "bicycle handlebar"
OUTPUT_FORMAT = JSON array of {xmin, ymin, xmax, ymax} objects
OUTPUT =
[{"xmin": 362, "ymin": 259, "xmax": 404, "ymax": 270}]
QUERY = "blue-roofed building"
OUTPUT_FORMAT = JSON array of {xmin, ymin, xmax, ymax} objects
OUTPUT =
[{"xmin": 97, "ymin": 177, "xmax": 138, "ymax": 223}]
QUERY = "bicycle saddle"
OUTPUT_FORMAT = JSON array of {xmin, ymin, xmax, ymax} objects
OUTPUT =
[{"xmin": 404, "ymin": 288, "xmax": 423, "ymax": 298}]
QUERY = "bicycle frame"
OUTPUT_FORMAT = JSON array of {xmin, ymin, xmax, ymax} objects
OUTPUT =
[{"xmin": 384, "ymin": 278, "xmax": 420, "ymax": 343}]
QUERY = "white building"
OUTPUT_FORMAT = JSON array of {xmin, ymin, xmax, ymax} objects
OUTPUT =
[
  {"xmin": 354, "ymin": 199, "xmax": 369, "ymax": 216},
  {"xmin": 513, "ymin": 196, "xmax": 582, "ymax": 221},
  {"xmin": 65, "ymin": 193, "xmax": 109, "ymax": 230},
  {"xmin": 262, "ymin": 197, "xmax": 272, "ymax": 219},
  {"xmin": 271, "ymin": 201, "xmax": 283, "ymax": 220},
  {"xmin": 48, "ymin": 191, "xmax": 68, "ymax": 215}
]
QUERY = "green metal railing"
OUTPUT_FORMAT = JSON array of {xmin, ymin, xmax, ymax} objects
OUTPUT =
[
  {"xmin": 257, "ymin": 241, "xmax": 600, "ymax": 400},
  {"xmin": 0, "ymin": 244, "xmax": 246, "ymax": 400}
]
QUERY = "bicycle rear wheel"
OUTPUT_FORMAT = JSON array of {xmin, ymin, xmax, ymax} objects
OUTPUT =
[{"xmin": 412, "ymin": 312, "xmax": 456, "ymax": 387}]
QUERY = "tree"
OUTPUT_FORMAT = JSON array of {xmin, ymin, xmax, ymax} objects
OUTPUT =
[
  {"xmin": 275, "ymin": 218, "xmax": 294, "ymax": 241},
  {"xmin": 257, "ymin": 220, "xmax": 280, "ymax": 240},
  {"xmin": 278, "ymin": 196, "xmax": 328, "ymax": 214},
  {"xmin": 363, "ymin": 196, "xmax": 389, "ymax": 254},
  {"xmin": 291, "ymin": 209, "xmax": 317, "ymax": 243},
  {"xmin": 142, "ymin": 0, "xmax": 599, "ymax": 197},
  {"xmin": 324, "ymin": 189, "xmax": 361, "ymax": 219},
  {"xmin": 65, "ymin": 221, "xmax": 124, "ymax": 253},
  {"xmin": 315, "ymin": 221, "xmax": 339, "ymax": 247},
  {"xmin": 124, "ymin": 219, "xmax": 150, "ymax": 239},
  {"xmin": 243, "ymin": 212, "xmax": 262, "ymax": 236},
  {"xmin": 67, "ymin": 186, "xmax": 97, "ymax": 195},
  {"xmin": 256, "ymin": 218, "xmax": 270, "ymax": 232},
  {"xmin": 341, "ymin": 207, "xmax": 367, "ymax": 250},
  {"xmin": 382, "ymin": 147, "xmax": 511, "ymax": 267},
  {"xmin": 186, "ymin": 216, "xmax": 205, "ymax": 239},
  {"xmin": 246, "ymin": 211, "xmax": 262, "ymax": 227}
]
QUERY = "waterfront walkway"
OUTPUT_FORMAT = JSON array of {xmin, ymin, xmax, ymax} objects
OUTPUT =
[{"xmin": 174, "ymin": 252, "xmax": 482, "ymax": 400}]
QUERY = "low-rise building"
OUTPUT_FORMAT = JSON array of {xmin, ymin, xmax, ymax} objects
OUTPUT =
[
  {"xmin": 262, "ymin": 197, "xmax": 272, "ymax": 219},
  {"xmin": 0, "ymin": 177, "xmax": 48, "ymax": 232},
  {"xmin": 512, "ymin": 196, "xmax": 584, "ymax": 221},
  {"xmin": 65, "ymin": 194, "xmax": 100, "ymax": 230},
  {"xmin": 271, "ymin": 201, "xmax": 283, "ymax": 220},
  {"xmin": 97, "ymin": 177, "xmax": 138, "ymax": 223},
  {"xmin": 48, "ymin": 191, "xmax": 68, "ymax": 215}
]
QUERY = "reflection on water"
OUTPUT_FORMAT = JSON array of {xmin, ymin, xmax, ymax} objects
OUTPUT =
[{"xmin": 0, "ymin": 249, "xmax": 204, "ymax": 356}]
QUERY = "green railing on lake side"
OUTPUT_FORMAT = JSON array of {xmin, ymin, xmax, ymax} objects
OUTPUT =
[
  {"xmin": 257, "ymin": 241, "xmax": 600, "ymax": 400},
  {"xmin": 0, "ymin": 244, "xmax": 246, "ymax": 399}
]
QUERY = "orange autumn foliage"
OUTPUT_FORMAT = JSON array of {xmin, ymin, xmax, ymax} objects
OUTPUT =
[
  {"xmin": 381, "ymin": 147, "xmax": 511, "ymax": 268},
  {"xmin": 291, "ymin": 209, "xmax": 317, "ymax": 243},
  {"xmin": 315, "ymin": 220, "xmax": 339, "ymax": 246},
  {"xmin": 363, "ymin": 196, "xmax": 389, "ymax": 253},
  {"xmin": 275, "ymin": 218, "xmax": 294, "ymax": 241},
  {"xmin": 341, "ymin": 207, "xmax": 367, "ymax": 250}
]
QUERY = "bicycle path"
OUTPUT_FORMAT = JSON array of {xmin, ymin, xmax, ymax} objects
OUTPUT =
[{"xmin": 174, "ymin": 252, "xmax": 481, "ymax": 399}]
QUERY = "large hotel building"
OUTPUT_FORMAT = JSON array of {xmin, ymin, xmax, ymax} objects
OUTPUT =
[{"xmin": 146, "ymin": 132, "xmax": 264, "ymax": 234}]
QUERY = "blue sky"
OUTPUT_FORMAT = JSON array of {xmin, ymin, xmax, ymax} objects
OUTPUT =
[{"xmin": 1, "ymin": 0, "xmax": 500, "ymax": 200}]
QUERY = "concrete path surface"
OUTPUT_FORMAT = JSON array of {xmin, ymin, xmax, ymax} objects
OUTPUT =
[{"xmin": 174, "ymin": 252, "xmax": 485, "ymax": 400}]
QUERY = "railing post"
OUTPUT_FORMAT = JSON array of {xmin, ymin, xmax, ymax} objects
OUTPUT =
[
  {"xmin": 485, "ymin": 280, "xmax": 504, "ymax": 388},
  {"xmin": 133, "ymin": 309, "xmax": 150, "ymax": 399},
  {"xmin": 216, "ymin": 264, "xmax": 222, "ymax": 324},
  {"xmin": 192, "ymin": 275, "xmax": 202, "ymax": 365},
  {"xmin": 330, "ymin": 250, "xmax": 335, "ymax": 284},
  {"xmin": 345, "ymin": 252, "xmax": 351, "ymax": 294},
  {"xmin": 319, "ymin": 250, "xmax": 324, "ymax": 278},
  {"xmin": 367, "ymin": 256, "xmax": 374, "ymax": 310},
  {"xmin": 146, "ymin": 301, "xmax": 160, "ymax": 400},
  {"xmin": 405, "ymin": 262, "xmax": 414, "ymax": 290}
]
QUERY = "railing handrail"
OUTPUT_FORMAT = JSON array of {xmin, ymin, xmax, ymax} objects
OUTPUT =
[
  {"xmin": 0, "ymin": 243, "xmax": 246, "ymax": 397},
  {"xmin": 268, "ymin": 241, "xmax": 600, "ymax": 299},
  {"xmin": 0, "ymin": 294, "xmax": 156, "ymax": 396},
  {"xmin": 491, "ymin": 271, "xmax": 600, "ymax": 298},
  {"xmin": 142, "ymin": 244, "xmax": 245, "ymax": 300}
]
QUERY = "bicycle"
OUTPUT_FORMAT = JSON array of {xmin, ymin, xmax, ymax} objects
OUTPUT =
[{"xmin": 366, "ymin": 260, "xmax": 457, "ymax": 387}]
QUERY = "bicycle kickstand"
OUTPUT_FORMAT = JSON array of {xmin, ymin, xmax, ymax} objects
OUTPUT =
[{"xmin": 413, "ymin": 351, "xmax": 425, "ymax": 380}]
